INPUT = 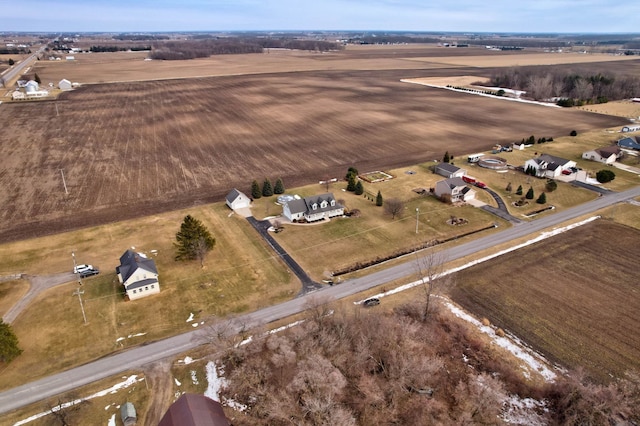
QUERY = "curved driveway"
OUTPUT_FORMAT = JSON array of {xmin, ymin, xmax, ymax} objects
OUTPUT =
[{"xmin": 1, "ymin": 186, "xmax": 639, "ymax": 414}]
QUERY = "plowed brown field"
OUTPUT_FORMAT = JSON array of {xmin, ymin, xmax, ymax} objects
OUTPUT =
[{"xmin": 0, "ymin": 48, "xmax": 632, "ymax": 241}]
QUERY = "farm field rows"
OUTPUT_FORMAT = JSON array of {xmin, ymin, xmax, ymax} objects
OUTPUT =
[
  {"xmin": 0, "ymin": 56, "xmax": 629, "ymax": 242},
  {"xmin": 450, "ymin": 220, "xmax": 640, "ymax": 383}
]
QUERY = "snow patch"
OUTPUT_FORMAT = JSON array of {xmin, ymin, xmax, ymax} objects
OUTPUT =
[
  {"xmin": 205, "ymin": 361, "xmax": 247, "ymax": 411},
  {"xmin": 15, "ymin": 376, "xmax": 139, "ymax": 425},
  {"xmin": 192, "ymin": 323, "xmax": 199, "ymax": 327},
  {"xmin": 186, "ymin": 313, "xmax": 194, "ymax": 322},
  {"xmin": 127, "ymin": 332, "xmax": 146, "ymax": 338},
  {"xmin": 502, "ymin": 395, "xmax": 548, "ymax": 425},
  {"xmin": 107, "ymin": 413, "xmax": 116, "ymax": 426},
  {"xmin": 191, "ymin": 370, "xmax": 199, "ymax": 385},
  {"xmin": 174, "ymin": 377, "xmax": 181, "ymax": 386},
  {"xmin": 181, "ymin": 356, "xmax": 194, "ymax": 365}
]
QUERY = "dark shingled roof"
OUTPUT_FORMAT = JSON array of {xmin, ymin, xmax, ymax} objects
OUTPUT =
[
  {"xmin": 436, "ymin": 162, "xmax": 461, "ymax": 174},
  {"xmin": 116, "ymin": 250, "xmax": 157, "ymax": 284},
  {"xmin": 158, "ymin": 394, "xmax": 230, "ymax": 426}
]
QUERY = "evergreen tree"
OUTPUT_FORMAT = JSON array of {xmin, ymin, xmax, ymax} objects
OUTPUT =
[
  {"xmin": 443, "ymin": 151, "xmax": 450, "ymax": 163},
  {"xmin": 8, "ymin": 58, "xmax": 14, "ymax": 66},
  {"xmin": 175, "ymin": 215, "xmax": 216, "ymax": 266},
  {"xmin": 527, "ymin": 135, "xmax": 535, "ymax": 145},
  {"xmin": 525, "ymin": 187, "xmax": 535, "ymax": 200},
  {"xmin": 273, "ymin": 178, "xmax": 285, "ymax": 194},
  {"xmin": 515, "ymin": 185, "xmax": 523, "ymax": 196},
  {"xmin": 345, "ymin": 167, "xmax": 358, "ymax": 181},
  {"xmin": 347, "ymin": 174, "xmax": 357, "ymax": 192},
  {"xmin": 251, "ymin": 180, "xmax": 261, "ymax": 199},
  {"xmin": 536, "ymin": 192, "xmax": 547, "ymax": 204},
  {"xmin": 34, "ymin": 73, "xmax": 41, "ymax": 84},
  {"xmin": 262, "ymin": 178, "xmax": 273, "ymax": 197},
  {"xmin": 376, "ymin": 190, "xmax": 383, "ymax": 206},
  {"xmin": 505, "ymin": 182, "xmax": 512, "ymax": 193},
  {"xmin": 354, "ymin": 181, "xmax": 364, "ymax": 195},
  {"xmin": 0, "ymin": 320, "xmax": 22, "ymax": 364}
]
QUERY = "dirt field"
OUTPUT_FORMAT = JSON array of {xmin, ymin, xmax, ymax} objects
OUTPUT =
[
  {"xmin": 450, "ymin": 220, "xmax": 640, "ymax": 383},
  {"xmin": 0, "ymin": 47, "xmax": 633, "ymax": 242}
]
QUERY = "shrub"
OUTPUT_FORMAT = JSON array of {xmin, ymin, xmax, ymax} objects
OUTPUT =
[
  {"xmin": 596, "ymin": 169, "xmax": 615, "ymax": 183},
  {"xmin": 545, "ymin": 179, "xmax": 558, "ymax": 192},
  {"xmin": 570, "ymin": 130, "xmax": 578, "ymax": 136}
]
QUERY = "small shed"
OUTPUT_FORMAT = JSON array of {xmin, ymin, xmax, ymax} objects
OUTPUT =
[
  {"xmin": 58, "ymin": 79, "xmax": 72, "ymax": 91},
  {"xmin": 120, "ymin": 402, "xmax": 137, "ymax": 426},
  {"xmin": 225, "ymin": 188, "xmax": 251, "ymax": 210}
]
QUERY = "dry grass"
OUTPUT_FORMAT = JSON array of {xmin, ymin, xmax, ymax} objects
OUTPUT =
[
  {"xmin": 449, "ymin": 220, "xmax": 640, "ymax": 383},
  {"xmin": 409, "ymin": 52, "xmax": 640, "ymax": 68},
  {"xmin": 578, "ymin": 99, "xmax": 640, "ymax": 120},
  {"xmin": 0, "ymin": 279, "xmax": 29, "ymax": 318},
  {"xmin": 0, "ymin": 203, "xmax": 295, "ymax": 390}
]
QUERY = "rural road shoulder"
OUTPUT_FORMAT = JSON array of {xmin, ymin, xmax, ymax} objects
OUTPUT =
[{"xmin": 0, "ymin": 185, "xmax": 639, "ymax": 414}]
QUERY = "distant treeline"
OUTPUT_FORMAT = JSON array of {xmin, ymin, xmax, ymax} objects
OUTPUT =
[
  {"xmin": 89, "ymin": 45, "xmax": 151, "ymax": 52},
  {"xmin": 113, "ymin": 34, "xmax": 170, "ymax": 41},
  {"xmin": 488, "ymin": 67, "xmax": 640, "ymax": 104},
  {"xmin": 149, "ymin": 37, "xmax": 343, "ymax": 60},
  {"xmin": 0, "ymin": 47, "xmax": 30, "ymax": 54}
]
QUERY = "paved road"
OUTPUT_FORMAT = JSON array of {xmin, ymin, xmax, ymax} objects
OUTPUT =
[
  {"xmin": 1, "ymin": 185, "xmax": 639, "ymax": 415},
  {"xmin": 0, "ymin": 45, "xmax": 46, "ymax": 88}
]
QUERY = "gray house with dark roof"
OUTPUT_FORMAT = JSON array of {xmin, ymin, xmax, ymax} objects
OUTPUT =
[
  {"xmin": 434, "ymin": 177, "xmax": 476, "ymax": 202},
  {"xmin": 116, "ymin": 250, "xmax": 159, "ymax": 301},
  {"xmin": 283, "ymin": 193, "xmax": 344, "ymax": 222}
]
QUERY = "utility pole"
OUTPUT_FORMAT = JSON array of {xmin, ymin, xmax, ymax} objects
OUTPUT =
[
  {"xmin": 73, "ymin": 288, "xmax": 87, "ymax": 324},
  {"xmin": 415, "ymin": 207, "xmax": 420, "ymax": 234}
]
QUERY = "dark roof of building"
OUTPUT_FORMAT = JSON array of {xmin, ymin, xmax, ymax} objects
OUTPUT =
[
  {"xmin": 117, "ymin": 250, "xmax": 158, "ymax": 283},
  {"xmin": 595, "ymin": 145, "xmax": 621, "ymax": 157},
  {"xmin": 533, "ymin": 154, "xmax": 571, "ymax": 170},
  {"xmin": 158, "ymin": 394, "xmax": 231, "ymax": 426},
  {"xmin": 618, "ymin": 136, "xmax": 640, "ymax": 149},
  {"xmin": 443, "ymin": 177, "xmax": 468, "ymax": 188},
  {"xmin": 286, "ymin": 193, "xmax": 343, "ymax": 215},
  {"xmin": 125, "ymin": 278, "xmax": 159, "ymax": 290},
  {"xmin": 225, "ymin": 188, "xmax": 247, "ymax": 204},
  {"xmin": 436, "ymin": 162, "xmax": 461, "ymax": 173}
]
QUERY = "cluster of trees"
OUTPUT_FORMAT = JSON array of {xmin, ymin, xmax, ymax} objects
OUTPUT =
[
  {"xmin": 345, "ymin": 167, "xmax": 364, "ymax": 195},
  {"xmin": 488, "ymin": 67, "xmax": 640, "ymax": 104},
  {"xmin": 251, "ymin": 178, "xmax": 285, "ymax": 199},
  {"xmin": 518, "ymin": 135, "xmax": 553, "ymax": 145},
  {"xmin": 149, "ymin": 37, "xmax": 342, "ymax": 60},
  {"xmin": 89, "ymin": 45, "xmax": 151, "ymax": 52},
  {"xmin": 0, "ymin": 47, "xmax": 30, "ymax": 54},
  {"xmin": 214, "ymin": 298, "xmax": 640, "ymax": 424}
]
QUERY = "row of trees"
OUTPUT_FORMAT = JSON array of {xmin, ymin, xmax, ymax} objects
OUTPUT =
[
  {"xmin": 488, "ymin": 67, "xmax": 640, "ymax": 103},
  {"xmin": 507, "ymin": 182, "xmax": 551, "ymax": 204},
  {"xmin": 149, "ymin": 37, "xmax": 342, "ymax": 60},
  {"xmin": 345, "ymin": 167, "xmax": 383, "ymax": 205},
  {"xmin": 251, "ymin": 178, "xmax": 285, "ymax": 199}
]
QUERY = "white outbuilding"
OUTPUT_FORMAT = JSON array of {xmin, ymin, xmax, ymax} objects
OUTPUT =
[
  {"xmin": 225, "ymin": 188, "xmax": 251, "ymax": 210},
  {"xmin": 58, "ymin": 79, "xmax": 72, "ymax": 90}
]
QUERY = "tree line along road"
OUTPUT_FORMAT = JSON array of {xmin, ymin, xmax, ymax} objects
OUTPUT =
[{"xmin": 0, "ymin": 185, "xmax": 639, "ymax": 415}]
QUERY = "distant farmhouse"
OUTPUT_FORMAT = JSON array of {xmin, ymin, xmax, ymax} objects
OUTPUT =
[
  {"xmin": 225, "ymin": 188, "xmax": 251, "ymax": 210},
  {"xmin": 617, "ymin": 136, "xmax": 640, "ymax": 151},
  {"xmin": 524, "ymin": 154, "xmax": 576, "ymax": 178},
  {"xmin": 434, "ymin": 162, "xmax": 466, "ymax": 179},
  {"xmin": 582, "ymin": 146, "xmax": 622, "ymax": 164},
  {"xmin": 58, "ymin": 78, "xmax": 72, "ymax": 91},
  {"xmin": 434, "ymin": 177, "xmax": 476, "ymax": 202},
  {"xmin": 116, "ymin": 250, "xmax": 160, "ymax": 300},
  {"xmin": 283, "ymin": 193, "xmax": 344, "ymax": 222}
]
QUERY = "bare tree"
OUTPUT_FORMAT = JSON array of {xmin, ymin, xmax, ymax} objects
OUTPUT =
[
  {"xmin": 572, "ymin": 78, "xmax": 593, "ymax": 101},
  {"xmin": 527, "ymin": 74, "xmax": 553, "ymax": 100},
  {"xmin": 413, "ymin": 247, "xmax": 453, "ymax": 322},
  {"xmin": 384, "ymin": 198, "xmax": 405, "ymax": 219}
]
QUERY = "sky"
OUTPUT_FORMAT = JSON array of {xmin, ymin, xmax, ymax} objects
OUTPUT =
[{"xmin": 4, "ymin": 0, "xmax": 640, "ymax": 34}]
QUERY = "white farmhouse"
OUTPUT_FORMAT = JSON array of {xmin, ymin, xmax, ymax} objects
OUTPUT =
[
  {"xmin": 283, "ymin": 193, "xmax": 344, "ymax": 222},
  {"xmin": 524, "ymin": 154, "xmax": 576, "ymax": 178},
  {"xmin": 434, "ymin": 162, "xmax": 466, "ymax": 178},
  {"xmin": 582, "ymin": 146, "xmax": 622, "ymax": 164},
  {"xmin": 116, "ymin": 250, "xmax": 160, "ymax": 301}
]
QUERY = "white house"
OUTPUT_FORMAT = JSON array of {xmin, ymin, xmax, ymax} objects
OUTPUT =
[
  {"xmin": 58, "ymin": 79, "xmax": 72, "ymax": 91},
  {"xmin": 225, "ymin": 188, "xmax": 251, "ymax": 210},
  {"xmin": 283, "ymin": 193, "xmax": 344, "ymax": 222},
  {"xmin": 116, "ymin": 250, "xmax": 160, "ymax": 301},
  {"xmin": 11, "ymin": 90, "xmax": 25, "ymax": 100},
  {"xmin": 434, "ymin": 178, "xmax": 476, "ymax": 202},
  {"xmin": 435, "ymin": 162, "xmax": 466, "ymax": 178},
  {"xmin": 524, "ymin": 154, "xmax": 576, "ymax": 178},
  {"xmin": 582, "ymin": 146, "xmax": 622, "ymax": 164}
]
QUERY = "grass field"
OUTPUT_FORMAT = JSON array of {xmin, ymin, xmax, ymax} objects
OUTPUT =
[{"xmin": 450, "ymin": 219, "xmax": 640, "ymax": 383}]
